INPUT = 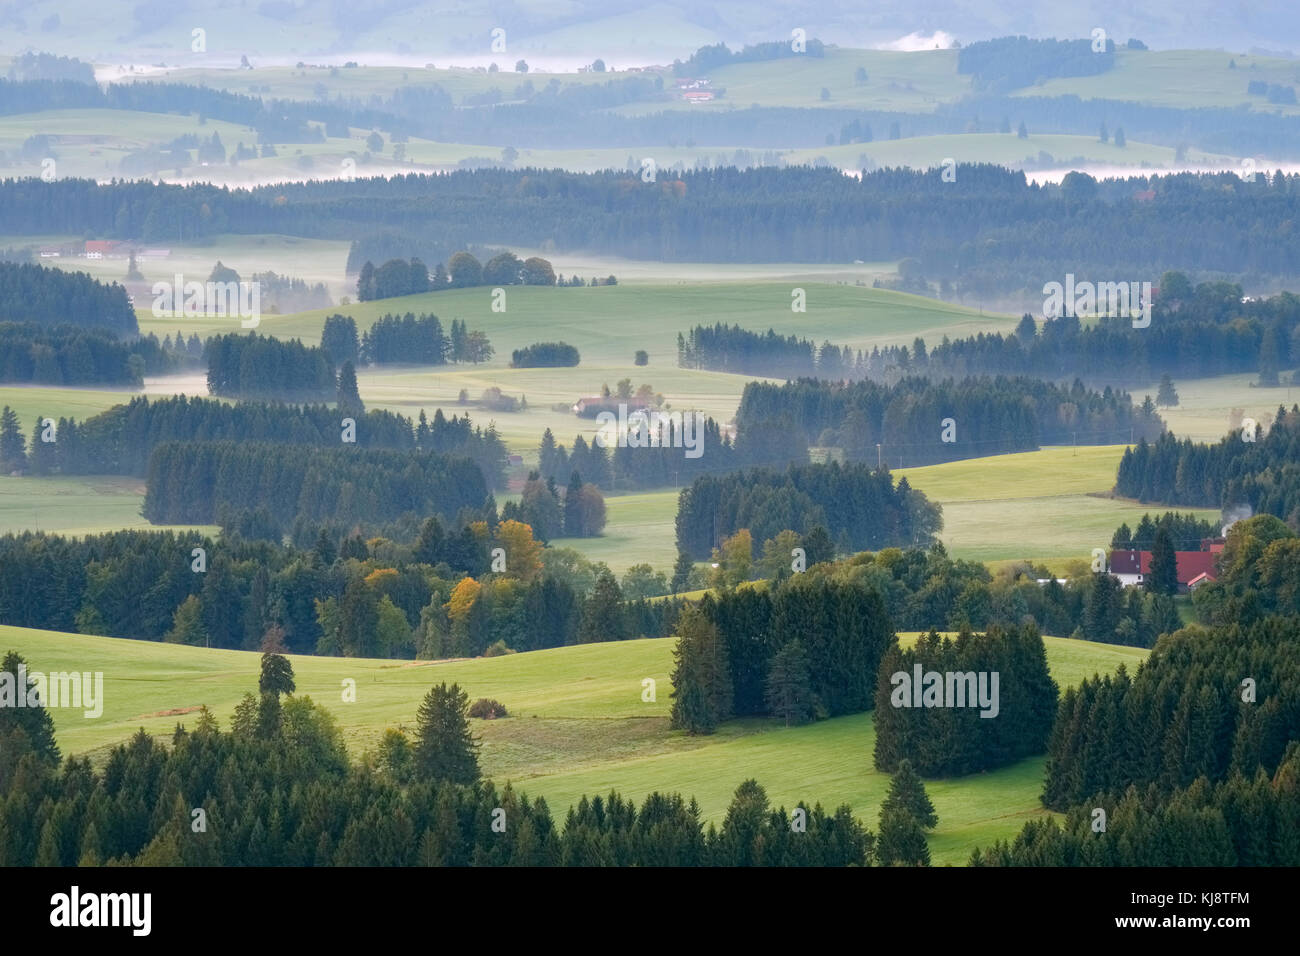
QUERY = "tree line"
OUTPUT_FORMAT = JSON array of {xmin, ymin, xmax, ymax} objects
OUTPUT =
[
  {"xmin": 0, "ymin": 261, "xmax": 136, "ymax": 334},
  {"xmin": 670, "ymin": 576, "xmax": 894, "ymax": 734},
  {"xmin": 0, "ymin": 520, "xmax": 677, "ymax": 656},
  {"xmin": 0, "ymin": 398, "xmax": 508, "ymax": 488},
  {"xmin": 322, "ymin": 313, "xmax": 492, "ymax": 366},
  {"xmin": 356, "ymin": 252, "xmax": 557, "ymax": 301},
  {"xmin": 972, "ymin": 757, "xmax": 1300, "ymax": 866},
  {"xmin": 511, "ymin": 342, "xmax": 579, "ymax": 368},
  {"xmin": 674, "ymin": 461, "xmax": 942, "ymax": 559},
  {"xmin": 206, "ymin": 332, "xmax": 336, "ymax": 401},
  {"xmin": 0, "ymin": 654, "xmax": 869, "ymax": 866},
  {"xmin": 1041, "ymin": 614, "xmax": 1300, "ymax": 811},
  {"xmin": 1115, "ymin": 406, "xmax": 1300, "ymax": 525},
  {"xmin": 9, "ymin": 168, "xmax": 1300, "ymax": 297},
  {"xmin": 873, "ymin": 624, "xmax": 1058, "ymax": 776},
  {"xmin": 0, "ymin": 323, "xmax": 194, "ymax": 384},
  {"xmin": 736, "ymin": 376, "xmax": 1164, "ymax": 467},
  {"xmin": 142, "ymin": 441, "xmax": 488, "ymax": 528}
]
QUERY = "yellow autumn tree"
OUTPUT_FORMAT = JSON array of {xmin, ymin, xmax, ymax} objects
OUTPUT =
[
  {"xmin": 446, "ymin": 576, "xmax": 481, "ymax": 623},
  {"xmin": 494, "ymin": 519, "xmax": 543, "ymax": 582}
]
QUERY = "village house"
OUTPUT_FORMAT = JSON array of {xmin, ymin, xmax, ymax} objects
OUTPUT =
[{"xmin": 1107, "ymin": 549, "xmax": 1219, "ymax": 592}]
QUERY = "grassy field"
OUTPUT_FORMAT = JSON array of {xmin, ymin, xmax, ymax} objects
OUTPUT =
[
  {"xmin": 1018, "ymin": 49, "xmax": 1300, "ymax": 115},
  {"xmin": 1145, "ymin": 371, "xmax": 1300, "ymax": 443},
  {"xmin": 787, "ymin": 132, "xmax": 1231, "ymax": 172},
  {"xmin": 132, "ymin": 279, "xmax": 1013, "ymax": 457},
  {"xmin": 2, "ymin": 623, "xmax": 1147, "ymax": 863},
  {"xmin": 182, "ymin": 279, "xmax": 1011, "ymax": 360},
  {"xmin": 0, "ymin": 383, "xmax": 137, "ymax": 429},
  {"xmin": 0, "ymin": 475, "xmax": 215, "ymax": 537},
  {"xmin": 565, "ymin": 443, "xmax": 1222, "ymax": 574}
]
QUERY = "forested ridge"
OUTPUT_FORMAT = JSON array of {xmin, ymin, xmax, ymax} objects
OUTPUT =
[
  {"xmin": 0, "ymin": 398, "xmax": 508, "ymax": 488},
  {"xmin": 143, "ymin": 442, "xmax": 488, "ymax": 528},
  {"xmin": 690, "ymin": 281, "xmax": 1300, "ymax": 387},
  {"xmin": 1115, "ymin": 406, "xmax": 1300, "ymax": 523},
  {"xmin": 0, "ymin": 261, "xmax": 137, "ymax": 334},
  {"xmin": 0, "ymin": 323, "xmax": 195, "ymax": 384},
  {"xmin": 0, "ymin": 651, "xmax": 871, "ymax": 867},
  {"xmin": 736, "ymin": 376, "xmax": 1162, "ymax": 466},
  {"xmin": 4, "ymin": 168, "xmax": 1300, "ymax": 296},
  {"xmin": 675, "ymin": 461, "xmax": 942, "ymax": 558}
]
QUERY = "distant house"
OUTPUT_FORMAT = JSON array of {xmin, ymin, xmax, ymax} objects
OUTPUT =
[
  {"xmin": 683, "ymin": 90, "xmax": 714, "ymax": 103},
  {"xmin": 1133, "ymin": 189, "xmax": 1156, "ymax": 202},
  {"xmin": 571, "ymin": 396, "xmax": 652, "ymax": 415},
  {"xmin": 1108, "ymin": 549, "xmax": 1218, "ymax": 591},
  {"xmin": 507, "ymin": 454, "xmax": 523, "ymax": 466},
  {"xmin": 84, "ymin": 240, "xmax": 121, "ymax": 256},
  {"xmin": 1187, "ymin": 572, "xmax": 1216, "ymax": 589}
]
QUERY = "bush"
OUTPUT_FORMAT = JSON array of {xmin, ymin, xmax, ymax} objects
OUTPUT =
[
  {"xmin": 634, "ymin": 350, "xmax": 649, "ymax": 366},
  {"xmin": 468, "ymin": 697, "xmax": 509, "ymax": 718}
]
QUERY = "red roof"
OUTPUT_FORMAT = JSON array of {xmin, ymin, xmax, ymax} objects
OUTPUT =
[{"xmin": 1109, "ymin": 550, "xmax": 1218, "ymax": 584}]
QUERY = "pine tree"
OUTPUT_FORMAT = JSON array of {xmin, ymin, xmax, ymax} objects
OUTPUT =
[
  {"xmin": 27, "ymin": 414, "xmax": 56, "ymax": 475},
  {"xmin": 259, "ymin": 650, "xmax": 296, "ymax": 696},
  {"xmin": 670, "ymin": 551, "xmax": 694, "ymax": 595},
  {"xmin": 563, "ymin": 470, "xmax": 584, "ymax": 537},
  {"xmin": 764, "ymin": 639, "xmax": 813, "ymax": 725},
  {"xmin": 414, "ymin": 682, "xmax": 480, "ymax": 784},
  {"xmin": 0, "ymin": 406, "xmax": 27, "ymax": 473},
  {"xmin": 577, "ymin": 569, "xmax": 625, "ymax": 643},
  {"xmin": 881, "ymin": 758, "xmax": 938, "ymax": 828},
  {"xmin": 337, "ymin": 361, "xmax": 364, "ymax": 414},
  {"xmin": 1147, "ymin": 527, "xmax": 1179, "ymax": 595},
  {"xmin": 1156, "ymin": 374, "xmax": 1179, "ymax": 407},
  {"xmin": 669, "ymin": 604, "xmax": 732, "ymax": 734},
  {"xmin": 876, "ymin": 807, "xmax": 931, "ymax": 866},
  {"xmin": 0, "ymin": 651, "xmax": 61, "ymax": 767}
]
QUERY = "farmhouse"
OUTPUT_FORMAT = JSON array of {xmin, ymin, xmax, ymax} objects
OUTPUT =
[{"xmin": 1107, "ymin": 549, "xmax": 1218, "ymax": 591}]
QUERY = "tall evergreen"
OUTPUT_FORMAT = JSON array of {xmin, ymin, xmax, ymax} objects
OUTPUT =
[
  {"xmin": 414, "ymin": 682, "xmax": 480, "ymax": 784},
  {"xmin": 563, "ymin": 470, "xmax": 584, "ymax": 537},
  {"xmin": 763, "ymin": 638, "xmax": 813, "ymax": 726},
  {"xmin": 1147, "ymin": 526, "xmax": 1179, "ymax": 595},
  {"xmin": 0, "ymin": 407, "xmax": 26, "ymax": 473},
  {"xmin": 336, "ymin": 360, "xmax": 364, "ymax": 415},
  {"xmin": 881, "ymin": 759, "xmax": 937, "ymax": 829}
]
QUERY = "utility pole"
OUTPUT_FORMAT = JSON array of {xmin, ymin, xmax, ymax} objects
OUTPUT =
[{"xmin": 876, "ymin": 443, "xmax": 882, "ymax": 469}]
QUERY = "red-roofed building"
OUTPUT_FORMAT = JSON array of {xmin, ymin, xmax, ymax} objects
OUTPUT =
[{"xmin": 1108, "ymin": 549, "xmax": 1218, "ymax": 591}]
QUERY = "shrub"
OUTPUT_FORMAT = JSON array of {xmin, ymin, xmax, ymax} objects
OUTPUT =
[{"xmin": 468, "ymin": 697, "xmax": 509, "ymax": 718}]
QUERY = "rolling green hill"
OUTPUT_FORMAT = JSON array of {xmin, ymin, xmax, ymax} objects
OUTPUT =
[{"xmin": 1, "ymin": 623, "xmax": 1148, "ymax": 863}]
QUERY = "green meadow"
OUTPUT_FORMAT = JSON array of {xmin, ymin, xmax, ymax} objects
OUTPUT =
[{"xmin": 2, "ymin": 623, "xmax": 1147, "ymax": 864}]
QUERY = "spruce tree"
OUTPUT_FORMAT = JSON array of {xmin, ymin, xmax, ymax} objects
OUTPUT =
[
  {"xmin": 563, "ymin": 470, "xmax": 584, "ymax": 537},
  {"xmin": 27, "ymin": 415, "xmax": 56, "ymax": 475},
  {"xmin": 337, "ymin": 361, "xmax": 364, "ymax": 414},
  {"xmin": 876, "ymin": 807, "xmax": 931, "ymax": 866},
  {"xmin": 670, "ymin": 551, "xmax": 694, "ymax": 594},
  {"xmin": 1147, "ymin": 527, "xmax": 1179, "ymax": 595},
  {"xmin": 881, "ymin": 758, "xmax": 938, "ymax": 828},
  {"xmin": 0, "ymin": 406, "xmax": 27, "ymax": 473},
  {"xmin": 259, "ymin": 650, "xmax": 296, "ymax": 697},
  {"xmin": 764, "ymin": 638, "xmax": 813, "ymax": 725},
  {"xmin": 0, "ymin": 651, "xmax": 61, "ymax": 768},
  {"xmin": 414, "ymin": 682, "xmax": 480, "ymax": 784}
]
